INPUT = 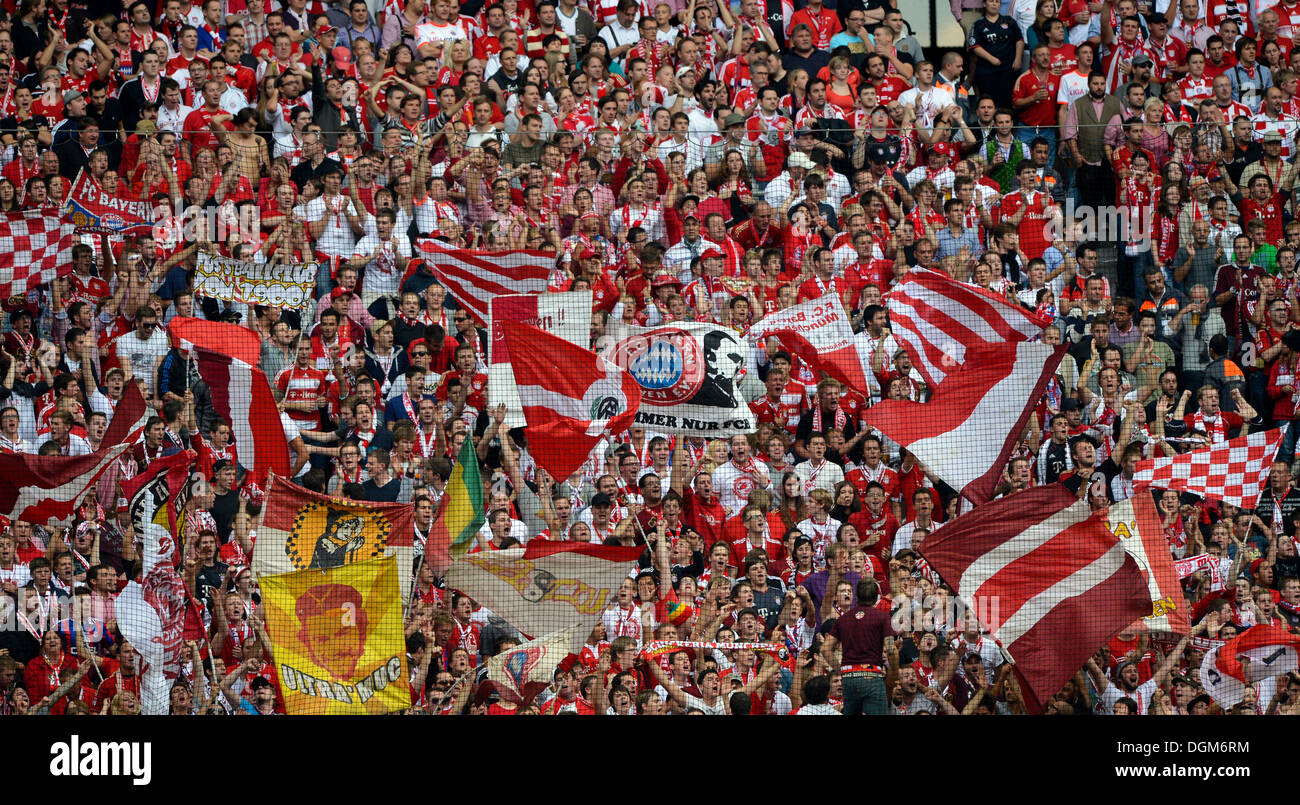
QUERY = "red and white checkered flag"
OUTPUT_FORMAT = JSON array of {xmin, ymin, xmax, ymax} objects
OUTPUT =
[
  {"xmin": 0, "ymin": 211, "xmax": 76, "ymax": 299},
  {"xmin": 1132, "ymin": 428, "xmax": 1285, "ymax": 508}
]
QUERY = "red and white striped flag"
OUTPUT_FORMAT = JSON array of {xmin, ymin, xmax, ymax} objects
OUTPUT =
[
  {"xmin": 167, "ymin": 316, "xmax": 262, "ymax": 366},
  {"xmin": 1132, "ymin": 427, "xmax": 1284, "ymax": 508},
  {"xmin": 1200, "ymin": 624, "xmax": 1300, "ymax": 709},
  {"xmin": 95, "ymin": 380, "xmax": 151, "ymax": 507},
  {"xmin": 0, "ymin": 211, "xmax": 77, "ymax": 299},
  {"xmin": 748, "ymin": 294, "xmax": 871, "ymax": 396},
  {"xmin": 501, "ymin": 320, "xmax": 641, "ymax": 481},
  {"xmin": 863, "ymin": 342, "xmax": 1067, "ymax": 504},
  {"xmin": 417, "ymin": 240, "xmax": 551, "ymax": 324},
  {"xmin": 921, "ymin": 485, "xmax": 1152, "ymax": 712},
  {"xmin": 193, "ymin": 347, "xmax": 290, "ymax": 483},
  {"xmin": 0, "ymin": 444, "xmax": 132, "ymax": 526},
  {"xmin": 101, "ymin": 378, "xmax": 150, "ymax": 447},
  {"xmin": 886, "ymin": 267, "xmax": 1050, "ymax": 387}
]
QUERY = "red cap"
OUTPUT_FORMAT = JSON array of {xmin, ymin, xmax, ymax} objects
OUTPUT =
[
  {"xmin": 577, "ymin": 247, "xmax": 599, "ymax": 260},
  {"xmin": 652, "ymin": 273, "xmax": 683, "ymax": 287},
  {"xmin": 928, "ymin": 141, "xmax": 954, "ymax": 159},
  {"xmin": 700, "ymin": 247, "xmax": 724, "ymax": 260},
  {"xmin": 330, "ymin": 286, "xmax": 354, "ymax": 300}
]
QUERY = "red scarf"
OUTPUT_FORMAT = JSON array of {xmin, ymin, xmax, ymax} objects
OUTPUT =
[{"xmin": 811, "ymin": 405, "xmax": 847, "ymax": 433}]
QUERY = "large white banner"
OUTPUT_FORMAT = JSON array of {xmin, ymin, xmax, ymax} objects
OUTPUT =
[
  {"xmin": 194, "ymin": 251, "xmax": 318, "ymax": 309},
  {"xmin": 443, "ymin": 542, "xmax": 641, "ymax": 650},
  {"xmin": 603, "ymin": 320, "xmax": 757, "ymax": 437},
  {"xmin": 488, "ymin": 291, "xmax": 592, "ymax": 429}
]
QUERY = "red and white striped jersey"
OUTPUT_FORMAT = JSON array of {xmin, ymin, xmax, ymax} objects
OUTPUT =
[{"xmin": 1253, "ymin": 112, "xmax": 1300, "ymax": 159}]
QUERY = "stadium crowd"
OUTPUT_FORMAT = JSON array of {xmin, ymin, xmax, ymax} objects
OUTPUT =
[{"xmin": 0, "ymin": 0, "xmax": 1298, "ymax": 717}]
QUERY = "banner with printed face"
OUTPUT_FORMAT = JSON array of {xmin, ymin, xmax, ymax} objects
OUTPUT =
[
  {"xmin": 64, "ymin": 170, "xmax": 155, "ymax": 236},
  {"xmin": 252, "ymin": 474, "xmax": 416, "ymax": 601},
  {"xmin": 261, "ymin": 556, "xmax": 411, "ymax": 715},
  {"xmin": 603, "ymin": 321, "xmax": 757, "ymax": 437},
  {"xmin": 487, "ymin": 291, "xmax": 592, "ymax": 429},
  {"xmin": 193, "ymin": 251, "xmax": 317, "ymax": 309}
]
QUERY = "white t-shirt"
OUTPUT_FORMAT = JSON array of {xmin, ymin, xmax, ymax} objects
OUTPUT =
[
  {"xmin": 712, "ymin": 460, "xmax": 772, "ymax": 517},
  {"xmin": 353, "ymin": 233, "xmax": 412, "ymax": 297},
  {"xmin": 0, "ymin": 562, "xmax": 31, "ymax": 587},
  {"xmin": 279, "ymin": 411, "xmax": 305, "ymax": 478},
  {"xmin": 896, "ymin": 85, "xmax": 955, "ymax": 130},
  {"xmin": 893, "ymin": 518, "xmax": 939, "ymax": 556},
  {"xmin": 119, "ymin": 329, "xmax": 170, "ymax": 396},
  {"xmin": 414, "ymin": 20, "xmax": 468, "ymax": 47},
  {"xmin": 1098, "ymin": 677, "xmax": 1158, "ymax": 715},
  {"xmin": 794, "ymin": 459, "xmax": 845, "ymax": 496},
  {"xmin": 795, "ymin": 702, "xmax": 841, "ymax": 715},
  {"xmin": 303, "ymin": 194, "xmax": 359, "ymax": 257},
  {"xmin": 1057, "ymin": 70, "xmax": 1091, "ymax": 107},
  {"xmin": 681, "ymin": 693, "xmax": 727, "ymax": 714},
  {"xmin": 601, "ymin": 603, "xmax": 643, "ymax": 646}
]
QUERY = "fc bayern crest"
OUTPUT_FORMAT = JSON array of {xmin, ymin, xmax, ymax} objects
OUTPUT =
[{"xmin": 610, "ymin": 328, "xmax": 705, "ymax": 404}]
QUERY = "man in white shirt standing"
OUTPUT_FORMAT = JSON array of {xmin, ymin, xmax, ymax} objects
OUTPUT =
[
  {"xmin": 712, "ymin": 433, "xmax": 772, "ymax": 517},
  {"xmin": 794, "ymin": 432, "xmax": 845, "ymax": 495},
  {"xmin": 893, "ymin": 488, "xmax": 939, "ymax": 555},
  {"xmin": 350, "ymin": 207, "xmax": 412, "ymax": 319},
  {"xmin": 896, "ymin": 61, "xmax": 955, "ymax": 134},
  {"xmin": 117, "ymin": 305, "xmax": 170, "ymax": 402}
]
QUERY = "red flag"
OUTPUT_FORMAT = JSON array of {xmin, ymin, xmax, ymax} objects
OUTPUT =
[
  {"xmin": 501, "ymin": 320, "xmax": 642, "ymax": 481},
  {"xmin": 0, "ymin": 211, "xmax": 77, "ymax": 299},
  {"xmin": 920, "ymin": 485, "xmax": 1152, "ymax": 712},
  {"xmin": 747, "ymin": 295, "xmax": 871, "ymax": 396},
  {"xmin": 863, "ymin": 342, "xmax": 1066, "ymax": 504},
  {"xmin": 167, "ymin": 316, "xmax": 262, "ymax": 366},
  {"xmin": 1133, "ymin": 427, "xmax": 1284, "ymax": 508},
  {"xmin": 887, "ymin": 267, "xmax": 1049, "ymax": 387},
  {"xmin": 192, "ymin": 346, "xmax": 290, "ymax": 483},
  {"xmin": 1200, "ymin": 624, "xmax": 1300, "ymax": 709},
  {"xmin": 101, "ymin": 377, "xmax": 150, "ymax": 447},
  {"xmin": 416, "ymin": 240, "xmax": 551, "ymax": 324},
  {"xmin": 0, "ymin": 444, "xmax": 131, "ymax": 526}
]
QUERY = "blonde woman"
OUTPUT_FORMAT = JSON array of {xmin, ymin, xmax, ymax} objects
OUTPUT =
[{"xmin": 826, "ymin": 55, "xmax": 859, "ymax": 116}]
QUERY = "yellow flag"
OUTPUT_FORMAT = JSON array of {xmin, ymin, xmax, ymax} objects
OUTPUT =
[{"xmin": 261, "ymin": 556, "xmax": 410, "ymax": 715}]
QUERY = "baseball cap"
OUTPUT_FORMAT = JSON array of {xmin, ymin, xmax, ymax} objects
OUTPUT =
[
  {"xmin": 591, "ymin": 492, "xmax": 613, "ymax": 507},
  {"xmin": 1131, "ymin": 53, "xmax": 1153, "ymax": 67},
  {"xmin": 330, "ymin": 286, "xmax": 354, "ymax": 300},
  {"xmin": 652, "ymin": 272, "xmax": 683, "ymax": 287},
  {"xmin": 722, "ymin": 112, "xmax": 745, "ymax": 128},
  {"xmin": 212, "ymin": 459, "xmax": 233, "ymax": 475},
  {"xmin": 788, "ymin": 152, "xmax": 815, "ymax": 170},
  {"xmin": 675, "ymin": 65, "xmax": 694, "ymax": 78},
  {"xmin": 928, "ymin": 141, "xmax": 954, "ymax": 158},
  {"xmin": 579, "ymin": 210, "xmax": 601, "ymax": 221},
  {"xmin": 1263, "ymin": 131, "xmax": 1284, "ymax": 143},
  {"xmin": 63, "ymin": 90, "xmax": 83, "ymax": 105},
  {"xmin": 1060, "ymin": 397, "xmax": 1081, "ymax": 412},
  {"xmin": 332, "ymin": 45, "xmax": 353, "ymax": 68},
  {"xmin": 865, "ymin": 141, "xmax": 891, "ymax": 163},
  {"xmin": 577, "ymin": 247, "xmax": 599, "ymax": 260},
  {"xmin": 700, "ymin": 247, "xmax": 724, "ymax": 260}
]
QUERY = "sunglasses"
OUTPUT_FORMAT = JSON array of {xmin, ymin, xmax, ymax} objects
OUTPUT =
[{"xmin": 410, "ymin": 350, "xmax": 428, "ymax": 357}]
